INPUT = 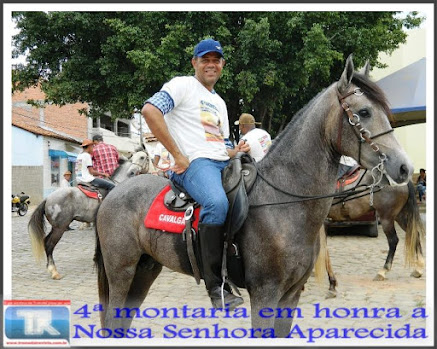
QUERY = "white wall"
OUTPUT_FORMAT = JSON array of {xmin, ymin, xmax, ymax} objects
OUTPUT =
[{"xmin": 12, "ymin": 127, "xmax": 44, "ymax": 166}]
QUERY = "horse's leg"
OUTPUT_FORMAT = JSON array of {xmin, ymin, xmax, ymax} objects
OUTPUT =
[
  {"xmin": 410, "ymin": 243, "xmax": 425, "ymax": 278},
  {"xmin": 101, "ymin": 247, "xmax": 147, "ymax": 331},
  {"xmin": 103, "ymin": 262, "xmax": 139, "ymax": 331},
  {"xmin": 325, "ymin": 247, "xmax": 338, "ymax": 298},
  {"xmin": 122, "ymin": 255, "xmax": 163, "ymax": 329},
  {"xmin": 374, "ymin": 219, "xmax": 398, "ymax": 281},
  {"xmin": 274, "ymin": 288, "xmax": 303, "ymax": 338},
  {"xmin": 247, "ymin": 285, "xmax": 282, "ymax": 338},
  {"xmin": 44, "ymin": 227, "xmax": 67, "ymax": 280}
]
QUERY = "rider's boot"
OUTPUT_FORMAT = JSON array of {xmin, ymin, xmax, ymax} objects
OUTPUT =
[{"xmin": 198, "ymin": 223, "xmax": 244, "ymax": 310}]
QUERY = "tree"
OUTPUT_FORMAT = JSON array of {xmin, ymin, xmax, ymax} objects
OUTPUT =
[{"xmin": 12, "ymin": 11, "xmax": 423, "ymax": 136}]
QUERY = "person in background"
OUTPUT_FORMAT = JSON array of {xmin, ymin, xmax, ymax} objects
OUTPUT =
[
  {"xmin": 417, "ymin": 168, "xmax": 426, "ymax": 202},
  {"xmin": 76, "ymin": 139, "xmax": 115, "ymax": 191},
  {"xmin": 59, "ymin": 170, "xmax": 75, "ymax": 230},
  {"xmin": 60, "ymin": 171, "xmax": 72, "ymax": 188},
  {"xmin": 338, "ymin": 155, "xmax": 359, "ymax": 179},
  {"xmin": 153, "ymin": 142, "xmax": 172, "ymax": 178},
  {"xmin": 142, "ymin": 38, "xmax": 249, "ymax": 310},
  {"xmin": 235, "ymin": 113, "xmax": 272, "ymax": 162},
  {"xmin": 92, "ymin": 134, "xmax": 119, "ymax": 177}
]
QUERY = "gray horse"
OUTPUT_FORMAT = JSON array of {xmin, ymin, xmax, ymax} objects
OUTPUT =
[
  {"xmin": 28, "ymin": 150, "xmax": 150, "ymax": 280},
  {"xmin": 94, "ymin": 55, "xmax": 414, "ymax": 338},
  {"xmin": 323, "ymin": 170, "xmax": 425, "ymax": 297}
]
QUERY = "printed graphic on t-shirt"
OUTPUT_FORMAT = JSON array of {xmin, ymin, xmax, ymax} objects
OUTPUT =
[
  {"xmin": 200, "ymin": 100, "xmax": 224, "ymax": 143},
  {"xmin": 75, "ymin": 159, "xmax": 83, "ymax": 179},
  {"xmin": 259, "ymin": 135, "xmax": 272, "ymax": 153}
]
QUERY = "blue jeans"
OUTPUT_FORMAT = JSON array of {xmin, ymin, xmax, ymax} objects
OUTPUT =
[
  {"xmin": 91, "ymin": 177, "xmax": 115, "ymax": 191},
  {"xmin": 170, "ymin": 158, "xmax": 229, "ymax": 225},
  {"xmin": 417, "ymin": 184, "xmax": 426, "ymax": 201}
]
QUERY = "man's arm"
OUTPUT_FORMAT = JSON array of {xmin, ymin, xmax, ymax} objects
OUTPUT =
[
  {"xmin": 88, "ymin": 167, "xmax": 109, "ymax": 178},
  {"xmin": 227, "ymin": 139, "xmax": 250, "ymax": 158},
  {"xmin": 141, "ymin": 103, "xmax": 189, "ymax": 174}
]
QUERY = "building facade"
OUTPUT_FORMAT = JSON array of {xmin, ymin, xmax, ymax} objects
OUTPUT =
[{"xmin": 12, "ymin": 86, "xmax": 87, "ymax": 203}]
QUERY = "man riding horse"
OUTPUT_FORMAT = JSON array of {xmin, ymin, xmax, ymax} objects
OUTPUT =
[{"xmin": 141, "ymin": 38, "xmax": 250, "ymax": 309}]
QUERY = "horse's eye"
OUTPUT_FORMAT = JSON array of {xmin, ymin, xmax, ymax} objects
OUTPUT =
[{"xmin": 358, "ymin": 109, "xmax": 370, "ymax": 118}]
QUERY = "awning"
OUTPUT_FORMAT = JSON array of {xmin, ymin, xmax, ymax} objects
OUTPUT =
[
  {"xmin": 49, "ymin": 149, "xmax": 78, "ymax": 162},
  {"xmin": 376, "ymin": 58, "xmax": 426, "ymax": 127}
]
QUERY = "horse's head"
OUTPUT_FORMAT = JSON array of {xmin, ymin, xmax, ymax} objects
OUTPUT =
[
  {"xmin": 333, "ymin": 54, "xmax": 413, "ymax": 185},
  {"xmin": 130, "ymin": 150, "xmax": 150, "ymax": 174}
]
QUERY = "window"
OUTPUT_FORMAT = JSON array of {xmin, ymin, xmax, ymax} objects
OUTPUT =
[
  {"xmin": 50, "ymin": 156, "xmax": 60, "ymax": 186},
  {"xmin": 117, "ymin": 120, "xmax": 130, "ymax": 138},
  {"xmin": 93, "ymin": 114, "xmax": 114, "ymax": 132}
]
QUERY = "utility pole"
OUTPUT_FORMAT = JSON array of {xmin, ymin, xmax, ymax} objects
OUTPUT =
[{"xmin": 139, "ymin": 113, "xmax": 143, "ymax": 146}]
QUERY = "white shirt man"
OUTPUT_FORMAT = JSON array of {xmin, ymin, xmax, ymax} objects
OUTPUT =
[
  {"xmin": 60, "ymin": 171, "xmax": 72, "ymax": 188},
  {"xmin": 235, "ymin": 113, "xmax": 272, "ymax": 162}
]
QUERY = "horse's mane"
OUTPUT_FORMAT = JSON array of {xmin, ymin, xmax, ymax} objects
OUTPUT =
[
  {"xmin": 351, "ymin": 73, "xmax": 394, "ymax": 123},
  {"xmin": 110, "ymin": 163, "xmax": 123, "ymax": 178},
  {"xmin": 265, "ymin": 88, "xmax": 326, "ymax": 157},
  {"xmin": 263, "ymin": 72, "xmax": 394, "ymax": 160},
  {"xmin": 110, "ymin": 156, "xmax": 131, "ymax": 178}
]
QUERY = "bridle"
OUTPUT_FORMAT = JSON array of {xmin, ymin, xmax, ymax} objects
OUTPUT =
[
  {"xmin": 336, "ymin": 87, "xmax": 393, "ymax": 162},
  {"xmin": 251, "ymin": 86, "xmax": 394, "ymax": 208},
  {"xmin": 111, "ymin": 153, "xmax": 149, "ymax": 184},
  {"xmin": 336, "ymin": 87, "xmax": 394, "ymax": 204}
]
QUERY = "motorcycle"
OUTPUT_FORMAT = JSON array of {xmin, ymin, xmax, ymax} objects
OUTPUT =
[{"xmin": 12, "ymin": 192, "xmax": 31, "ymax": 216}]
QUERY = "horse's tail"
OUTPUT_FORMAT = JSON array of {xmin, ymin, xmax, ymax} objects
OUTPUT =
[
  {"xmin": 94, "ymin": 216, "xmax": 109, "ymax": 327},
  {"xmin": 397, "ymin": 181, "xmax": 425, "ymax": 267},
  {"xmin": 28, "ymin": 199, "xmax": 47, "ymax": 263},
  {"xmin": 313, "ymin": 226, "xmax": 326, "ymax": 285}
]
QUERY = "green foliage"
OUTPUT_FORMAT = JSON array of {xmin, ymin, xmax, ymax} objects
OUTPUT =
[{"xmin": 12, "ymin": 11, "xmax": 423, "ymax": 134}]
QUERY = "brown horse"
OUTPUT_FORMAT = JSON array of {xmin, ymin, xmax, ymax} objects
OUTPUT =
[
  {"xmin": 322, "ymin": 170, "xmax": 425, "ymax": 297},
  {"xmin": 94, "ymin": 55, "xmax": 414, "ymax": 338}
]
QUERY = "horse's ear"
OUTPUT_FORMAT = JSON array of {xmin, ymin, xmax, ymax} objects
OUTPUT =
[
  {"xmin": 359, "ymin": 60, "xmax": 371, "ymax": 77},
  {"xmin": 337, "ymin": 54, "xmax": 355, "ymax": 94}
]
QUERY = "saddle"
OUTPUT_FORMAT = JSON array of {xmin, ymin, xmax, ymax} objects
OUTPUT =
[
  {"xmin": 336, "ymin": 164, "xmax": 361, "ymax": 191},
  {"xmin": 146, "ymin": 153, "xmax": 257, "ymax": 288},
  {"xmin": 77, "ymin": 183, "xmax": 105, "ymax": 201}
]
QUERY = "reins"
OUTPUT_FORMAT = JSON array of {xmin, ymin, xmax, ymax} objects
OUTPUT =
[
  {"xmin": 249, "ymin": 171, "xmax": 373, "ymax": 208},
  {"xmin": 250, "ymin": 86, "xmax": 394, "ymax": 209}
]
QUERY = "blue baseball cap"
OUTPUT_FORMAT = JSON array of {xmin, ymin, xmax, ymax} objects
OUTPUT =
[{"xmin": 193, "ymin": 39, "xmax": 224, "ymax": 58}]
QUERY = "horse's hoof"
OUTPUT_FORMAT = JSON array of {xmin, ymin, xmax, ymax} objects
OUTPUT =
[
  {"xmin": 325, "ymin": 290, "xmax": 337, "ymax": 299},
  {"xmin": 410, "ymin": 270, "xmax": 423, "ymax": 278},
  {"xmin": 373, "ymin": 274, "xmax": 386, "ymax": 281},
  {"xmin": 52, "ymin": 273, "xmax": 62, "ymax": 280}
]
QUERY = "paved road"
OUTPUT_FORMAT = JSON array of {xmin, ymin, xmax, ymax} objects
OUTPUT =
[{"xmin": 7, "ymin": 207, "xmax": 430, "ymax": 346}]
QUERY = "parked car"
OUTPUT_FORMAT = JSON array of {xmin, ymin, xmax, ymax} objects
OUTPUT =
[{"xmin": 324, "ymin": 210, "xmax": 379, "ymax": 238}]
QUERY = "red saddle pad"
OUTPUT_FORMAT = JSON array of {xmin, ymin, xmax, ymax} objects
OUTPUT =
[
  {"xmin": 144, "ymin": 185, "xmax": 200, "ymax": 234},
  {"xmin": 77, "ymin": 185, "xmax": 101, "ymax": 200}
]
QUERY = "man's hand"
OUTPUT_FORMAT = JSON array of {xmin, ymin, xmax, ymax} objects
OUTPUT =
[
  {"xmin": 171, "ymin": 154, "xmax": 190, "ymax": 174},
  {"xmin": 227, "ymin": 140, "xmax": 251, "ymax": 158},
  {"xmin": 235, "ymin": 140, "xmax": 250, "ymax": 153}
]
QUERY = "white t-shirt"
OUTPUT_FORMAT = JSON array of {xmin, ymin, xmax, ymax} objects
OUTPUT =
[
  {"xmin": 241, "ymin": 128, "xmax": 272, "ymax": 162},
  {"xmin": 75, "ymin": 152, "xmax": 95, "ymax": 183},
  {"xmin": 340, "ymin": 155, "xmax": 358, "ymax": 166},
  {"xmin": 60, "ymin": 177, "xmax": 71, "ymax": 188},
  {"xmin": 161, "ymin": 76, "xmax": 230, "ymax": 162}
]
